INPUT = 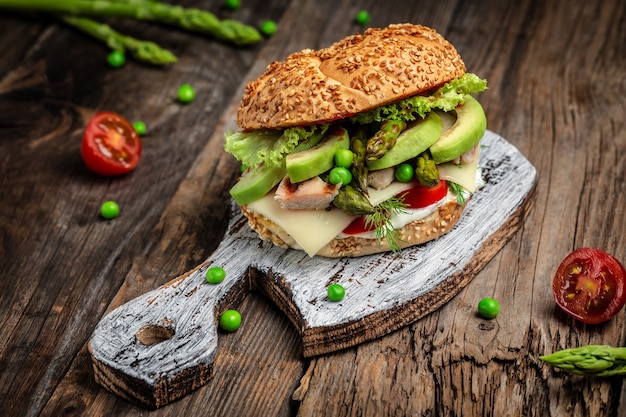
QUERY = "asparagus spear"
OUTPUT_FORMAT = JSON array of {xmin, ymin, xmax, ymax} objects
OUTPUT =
[
  {"xmin": 0, "ymin": 0, "xmax": 262, "ymax": 46},
  {"xmin": 415, "ymin": 150, "xmax": 440, "ymax": 187},
  {"xmin": 350, "ymin": 126, "xmax": 369, "ymax": 194},
  {"xmin": 332, "ymin": 184, "xmax": 375, "ymax": 216},
  {"xmin": 60, "ymin": 15, "xmax": 177, "ymax": 65},
  {"xmin": 365, "ymin": 119, "xmax": 406, "ymax": 161},
  {"xmin": 540, "ymin": 345, "xmax": 626, "ymax": 376}
]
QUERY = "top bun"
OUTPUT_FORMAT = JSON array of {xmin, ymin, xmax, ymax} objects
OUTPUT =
[{"xmin": 237, "ymin": 24, "xmax": 466, "ymax": 130}]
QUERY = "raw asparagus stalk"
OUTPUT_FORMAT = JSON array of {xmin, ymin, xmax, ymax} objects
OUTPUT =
[
  {"xmin": 365, "ymin": 119, "xmax": 406, "ymax": 161},
  {"xmin": 0, "ymin": 0, "xmax": 262, "ymax": 46},
  {"xmin": 415, "ymin": 151, "xmax": 440, "ymax": 187},
  {"xmin": 60, "ymin": 15, "xmax": 177, "ymax": 65},
  {"xmin": 540, "ymin": 345, "xmax": 626, "ymax": 376},
  {"xmin": 350, "ymin": 126, "xmax": 369, "ymax": 194}
]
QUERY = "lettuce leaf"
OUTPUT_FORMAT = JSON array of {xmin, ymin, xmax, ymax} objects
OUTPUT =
[
  {"xmin": 349, "ymin": 73, "xmax": 488, "ymax": 124},
  {"xmin": 224, "ymin": 124, "xmax": 328, "ymax": 172}
]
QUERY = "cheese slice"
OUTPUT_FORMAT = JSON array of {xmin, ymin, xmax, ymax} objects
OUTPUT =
[
  {"xmin": 437, "ymin": 157, "xmax": 479, "ymax": 192},
  {"xmin": 367, "ymin": 181, "xmax": 415, "ymax": 205},
  {"xmin": 248, "ymin": 195, "xmax": 356, "ymax": 256},
  {"xmin": 247, "ymin": 181, "xmax": 416, "ymax": 257}
]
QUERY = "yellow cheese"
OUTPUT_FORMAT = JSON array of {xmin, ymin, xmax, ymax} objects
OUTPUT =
[
  {"xmin": 247, "ymin": 194, "xmax": 356, "ymax": 256},
  {"xmin": 367, "ymin": 181, "xmax": 415, "ymax": 205},
  {"xmin": 247, "ymin": 181, "xmax": 416, "ymax": 256},
  {"xmin": 437, "ymin": 158, "xmax": 479, "ymax": 192}
]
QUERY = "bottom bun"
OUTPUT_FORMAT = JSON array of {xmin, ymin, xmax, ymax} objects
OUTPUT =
[{"xmin": 240, "ymin": 201, "xmax": 465, "ymax": 258}]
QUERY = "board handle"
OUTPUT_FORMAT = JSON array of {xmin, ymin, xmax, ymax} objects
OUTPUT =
[{"xmin": 88, "ymin": 210, "xmax": 256, "ymax": 409}]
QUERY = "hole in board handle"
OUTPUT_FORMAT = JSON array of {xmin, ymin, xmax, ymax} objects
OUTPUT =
[{"xmin": 136, "ymin": 321, "xmax": 175, "ymax": 346}]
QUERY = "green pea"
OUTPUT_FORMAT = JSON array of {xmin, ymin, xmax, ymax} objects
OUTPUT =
[
  {"xmin": 329, "ymin": 167, "xmax": 352, "ymax": 186},
  {"xmin": 259, "ymin": 20, "xmax": 277, "ymax": 36},
  {"xmin": 327, "ymin": 284, "xmax": 345, "ymax": 302},
  {"xmin": 177, "ymin": 83, "xmax": 196, "ymax": 103},
  {"xmin": 394, "ymin": 163, "xmax": 414, "ymax": 183},
  {"xmin": 206, "ymin": 266, "xmax": 226, "ymax": 284},
  {"xmin": 107, "ymin": 50, "xmax": 126, "ymax": 68},
  {"xmin": 334, "ymin": 149, "xmax": 354, "ymax": 168},
  {"xmin": 355, "ymin": 10, "xmax": 370, "ymax": 25},
  {"xmin": 100, "ymin": 201, "xmax": 119, "ymax": 220},
  {"xmin": 224, "ymin": 0, "xmax": 240, "ymax": 10},
  {"xmin": 477, "ymin": 297, "xmax": 500, "ymax": 319},
  {"xmin": 133, "ymin": 121, "xmax": 146, "ymax": 136},
  {"xmin": 219, "ymin": 309, "xmax": 242, "ymax": 332}
]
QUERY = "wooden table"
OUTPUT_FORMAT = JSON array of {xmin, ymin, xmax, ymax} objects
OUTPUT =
[{"xmin": 2, "ymin": 0, "xmax": 626, "ymax": 416}]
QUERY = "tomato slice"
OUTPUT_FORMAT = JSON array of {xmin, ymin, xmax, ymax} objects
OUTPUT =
[
  {"xmin": 342, "ymin": 216, "xmax": 378, "ymax": 235},
  {"xmin": 342, "ymin": 181, "xmax": 449, "ymax": 235},
  {"xmin": 552, "ymin": 248, "xmax": 626, "ymax": 324},
  {"xmin": 81, "ymin": 111, "xmax": 142, "ymax": 176},
  {"xmin": 401, "ymin": 180, "xmax": 448, "ymax": 209}
]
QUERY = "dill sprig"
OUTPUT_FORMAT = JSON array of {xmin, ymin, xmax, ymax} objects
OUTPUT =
[
  {"xmin": 364, "ymin": 195, "xmax": 409, "ymax": 253},
  {"xmin": 448, "ymin": 182, "xmax": 467, "ymax": 206}
]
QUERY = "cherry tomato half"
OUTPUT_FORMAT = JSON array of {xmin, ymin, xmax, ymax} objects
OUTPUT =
[
  {"xmin": 81, "ymin": 111, "xmax": 142, "ymax": 176},
  {"xmin": 552, "ymin": 248, "xmax": 626, "ymax": 324},
  {"xmin": 342, "ymin": 180, "xmax": 448, "ymax": 235}
]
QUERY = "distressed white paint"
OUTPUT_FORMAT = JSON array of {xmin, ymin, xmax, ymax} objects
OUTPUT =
[{"xmin": 89, "ymin": 130, "xmax": 536, "ymax": 406}]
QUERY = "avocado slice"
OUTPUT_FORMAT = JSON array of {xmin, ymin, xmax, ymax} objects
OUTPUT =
[
  {"xmin": 286, "ymin": 126, "xmax": 350, "ymax": 183},
  {"xmin": 366, "ymin": 111, "xmax": 443, "ymax": 171},
  {"xmin": 429, "ymin": 95, "xmax": 487, "ymax": 164},
  {"xmin": 230, "ymin": 165, "xmax": 286, "ymax": 205}
]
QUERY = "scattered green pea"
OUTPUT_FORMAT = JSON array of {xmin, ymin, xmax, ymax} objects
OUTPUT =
[
  {"xmin": 100, "ymin": 201, "xmax": 119, "ymax": 220},
  {"xmin": 394, "ymin": 163, "xmax": 414, "ymax": 183},
  {"xmin": 219, "ymin": 309, "xmax": 242, "ymax": 332},
  {"xmin": 107, "ymin": 50, "xmax": 126, "ymax": 68},
  {"xmin": 355, "ymin": 10, "xmax": 370, "ymax": 26},
  {"xmin": 224, "ymin": 0, "xmax": 240, "ymax": 10},
  {"xmin": 327, "ymin": 284, "xmax": 345, "ymax": 302},
  {"xmin": 477, "ymin": 297, "xmax": 500, "ymax": 319},
  {"xmin": 329, "ymin": 167, "xmax": 353, "ymax": 186},
  {"xmin": 133, "ymin": 121, "xmax": 146, "ymax": 136},
  {"xmin": 206, "ymin": 266, "xmax": 226, "ymax": 284},
  {"xmin": 259, "ymin": 20, "xmax": 278, "ymax": 36},
  {"xmin": 334, "ymin": 149, "xmax": 354, "ymax": 168},
  {"xmin": 177, "ymin": 83, "xmax": 196, "ymax": 103}
]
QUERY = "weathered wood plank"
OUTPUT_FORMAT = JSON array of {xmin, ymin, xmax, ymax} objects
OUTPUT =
[{"xmin": 2, "ymin": 0, "xmax": 626, "ymax": 415}]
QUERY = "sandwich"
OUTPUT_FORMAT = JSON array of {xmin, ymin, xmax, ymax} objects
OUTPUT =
[{"xmin": 224, "ymin": 23, "xmax": 488, "ymax": 257}]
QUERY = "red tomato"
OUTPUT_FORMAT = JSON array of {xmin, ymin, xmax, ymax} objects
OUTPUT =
[
  {"xmin": 342, "ymin": 216, "xmax": 378, "ymax": 235},
  {"xmin": 552, "ymin": 248, "xmax": 626, "ymax": 324},
  {"xmin": 401, "ymin": 180, "xmax": 448, "ymax": 209},
  {"xmin": 342, "ymin": 181, "xmax": 448, "ymax": 235},
  {"xmin": 81, "ymin": 111, "xmax": 142, "ymax": 176}
]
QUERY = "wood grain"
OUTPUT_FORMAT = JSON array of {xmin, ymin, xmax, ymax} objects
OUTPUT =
[{"xmin": 2, "ymin": 0, "xmax": 626, "ymax": 416}]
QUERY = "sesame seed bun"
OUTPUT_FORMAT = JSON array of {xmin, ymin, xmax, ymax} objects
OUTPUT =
[
  {"xmin": 237, "ymin": 24, "xmax": 466, "ymax": 130},
  {"xmin": 240, "ymin": 201, "xmax": 465, "ymax": 258}
]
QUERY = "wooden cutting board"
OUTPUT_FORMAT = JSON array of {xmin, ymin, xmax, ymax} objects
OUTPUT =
[{"xmin": 88, "ymin": 130, "xmax": 536, "ymax": 409}]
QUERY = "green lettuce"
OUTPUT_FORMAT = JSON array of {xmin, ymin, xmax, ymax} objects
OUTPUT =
[
  {"xmin": 224, "ymin": 124, "xmax": 328, "ymax": 172},
  {"xmin": 350, "ymin": 73, "xmax": 488, "ymax": 124}
]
